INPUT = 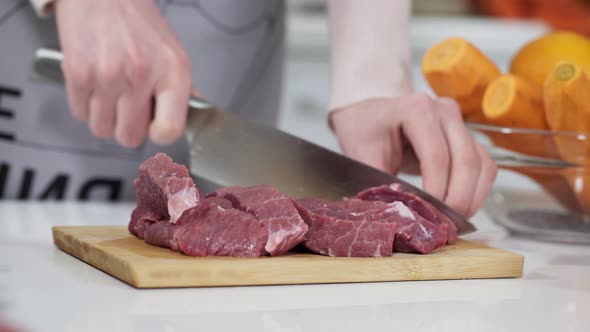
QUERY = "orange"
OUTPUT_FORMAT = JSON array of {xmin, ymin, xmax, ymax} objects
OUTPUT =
[{"xmin": 510, "ymin": 31, "xmax": 590, "ymax": 87}]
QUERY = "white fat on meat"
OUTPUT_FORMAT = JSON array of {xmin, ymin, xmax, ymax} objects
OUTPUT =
[
  {"xmin": 389, "ymin": 183, "xmax": 402, "ymax": 191},
  {"xmin": 386, "ymin": 201, "xmax": 415, "ymax": 220},
  {"xmin": 374, "ymin": 244, "xmax": 383, "ymax": 258},
  {"xmin": 167, "ymin": 187, "xmax": 198, "ymax": 224},
  {"xmin": 265, "ymin": 229, "xmax": 291, "ymax": 254}
]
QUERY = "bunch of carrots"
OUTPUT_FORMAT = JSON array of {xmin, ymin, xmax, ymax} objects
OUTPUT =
[{"xmin": 422, "ymin": 31, "xmax": 590, "ymax": 215}]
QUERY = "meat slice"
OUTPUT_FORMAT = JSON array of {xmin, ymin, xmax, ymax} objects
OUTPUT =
[
  {"xmin": 129, "ymin": 207, "xmax": 167, "ymax": 239},
  {"xmin": 341, "ymin": 198, "xmax": 447, "ymax": 254},
  {"xmin": 142, "ymin": 220, "xmax": 181, "ymax": 250},
  {"xmin": 143, "ymin": 197, "xmax": 268, "ymax": 257},
  {"xmin": 129, "ymin": 152, "xmax": 454, "ymax": 258},
  {"xmin": 174, "ymin": 204, "xmax": 268, "ymax": 258},
  {"xmin": 142, "ymin": 200, "xmax": 212, "ymax": 250},
  {"xmin": 355, "ymin": 183, "xmax": 458, "ymax": 243},
  {"xmin": 368, "ymin": 201, "xmax": 446, "ymax": 254},
  {"xmin": 294, "ymin": 198, "xmax": 397, "ymax": 257},
  {"xmin": 209, "ymin": 185, "xmax": 308, "ymax": 256},
  {"xmin": 129, "ymin": 153, "xmax": 203, "ymax": 238},
  {"xmin": 298, "ymin": 197, "xmax": 447, "ymax": 255}
]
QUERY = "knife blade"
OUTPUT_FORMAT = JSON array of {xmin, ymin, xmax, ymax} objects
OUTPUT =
[{"xmin": 32, "ymin": 48, "xmax": 476, "ymax": 235}]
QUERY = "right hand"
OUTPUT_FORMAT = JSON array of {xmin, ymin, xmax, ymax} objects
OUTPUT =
[
  {"xmin": 330, "ymin": 94, "xmax": 498, "ymax": 218},
  {"xmin": 55, "ymin": 0, "xmax": 192, "ymax": 147}
]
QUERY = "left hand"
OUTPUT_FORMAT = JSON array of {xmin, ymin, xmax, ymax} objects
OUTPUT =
[{"xmin": 330, "ymin": 93, "xmax": 498, "ymax": 218}]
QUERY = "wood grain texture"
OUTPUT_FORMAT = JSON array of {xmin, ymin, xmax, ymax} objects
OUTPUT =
[{"xmin": 52, "ymin": 226, "xmax": 524, "ymax": 288}]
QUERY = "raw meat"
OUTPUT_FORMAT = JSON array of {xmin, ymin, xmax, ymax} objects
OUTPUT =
[
  {"xmin": 382, "ymin": 205, "xmax": 445, "ymax": 253},
  {"xmin": 355, "ymin": 183, "xmax": 458, "ymax": 243},
  {"xmin": 209, "ymin": 185, "xmax": 309, "ymax": 256},
  {"xmin": 294, "ymin": 198, "xmax": 397, "ymax": 257},
  {"xmin": 142, "ymin": 197, "xmax": 268, "ymax": 257},
  {"xmin": 174, "ymin": 202, "xmax": 268, "ymax": 258},
  {"xmin": 297, "ymin": 197, "xmax": 446, "ymax": 255},
  {"xmin": 167, "ymin": 182, "xmax": 200, "ymax": 224},
  {"xmin": 142, "ymin": 220, "xmax": 181, "ymax": 251},
  {"xmin": 129, "ymin": 153, "xmax": 458, "ymax": 258},
  {"xmin": 129, "ymin": 153, "xmax": 203, "ymax": 239},
  {"xmin": 129, "ymin": 208, "xmax": 166, "ymax": 239}
]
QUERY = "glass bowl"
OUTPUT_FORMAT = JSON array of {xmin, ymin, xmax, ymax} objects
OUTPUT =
[{"xmin": 466, "ymin": 122, "xmax": 590, "ymax": 245}]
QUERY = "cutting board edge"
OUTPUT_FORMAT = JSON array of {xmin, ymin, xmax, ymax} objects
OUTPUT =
[
  {"xmin": 52, "ymin": 226, "xmax": 142, "ymax": 288},
  {"xmin": 132, "ymin": 275, "xmax": 524, "ymax": 289},
  {"xmin": 51, "ymin": 225, "xmax": 525, "ymax": 288},
  {"xmin": 131, "ymin": 266, "xmax": 525, "ymax": 288},
  {"xmin": 129, "ymin": 249, "xmax": 525, "ymax": 286}
]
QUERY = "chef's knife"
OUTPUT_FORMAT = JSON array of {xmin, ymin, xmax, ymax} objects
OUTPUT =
[{"xmin": 32, "ymin": 48, "xmax": 477, "ymax": 235}]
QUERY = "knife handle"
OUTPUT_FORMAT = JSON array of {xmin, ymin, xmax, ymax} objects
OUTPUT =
[{"xmin": 31, "ymin": 48, "xmax": 215, "ymax": 111}]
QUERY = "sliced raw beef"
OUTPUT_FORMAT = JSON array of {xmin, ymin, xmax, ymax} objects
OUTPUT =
[
  {"xmin": 129, "ymin": 152, "xmax": 456, "ymax": 258},
  {"xmin": 173, "ymin": 203, "xmax": 268, "ymax": 258},
  {"xmin": 209, "ymin": 185, "xmax": 308, "ymax": 256},
  {"xmin": 129, "ymin": 153, "xmax": 203, "ymax": 238},
  {"xmin": 297, "ymin": 197, "xmax": 446, "ymax": 255},
  {"xmin": 294, "ymin": 198, "xmax": 397, "ymax": 257},
  {"xmin": 143, "ymin": 197, "xmax": 268, "ymax": 257},
  {"xmin": 129, "ymin": 207, "xmax": 167, "ymax": 239},
  {"xmin": 355, "ymin": 183, "xmax": 458, "ymax": 243},
  {"xmin": 142, "ymin": 220, "xmax": 181, "ymax": 250},
  {"xmin": 365, "ymin": 201, "xmax": 446, "ymax": 254}
]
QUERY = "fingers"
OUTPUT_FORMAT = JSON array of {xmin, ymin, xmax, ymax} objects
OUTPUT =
[
  {"xmin": 61, "ymin": 49, "xmax": 190, "ymax": 146},
  {"xmin": 437, "ymin": 98, "xmax": 482, "ymax": 216},
  {"xmin": 327, "ymin": 93, "xmax": 497, "ymax": 219},
  {"xmin": 149, "ymin": 89, "xmax": 189, "ymax": 145},
  {"xmin": 113, "ymin": 55, "xmax": 153, "ymax": 147},
  {"xmin": 149, "ymin": 50, "xmax": 192, "ymax": 145},
  {"xmin": 401, "ymin": 94, "xmax": 450, "ymax": 201},
  {"xmin": 88, "ymin": 59, "xmax": 131, "ymax": 139},
  {"xmin": 348, "ymin": 143, "xmax": 397, "ymax": 174},
  {"xmin": 55, "ymin": 0, "xmax": 194, "ymax": 147},
  {"xmin": 467, "ymin": 143, "xmax": 498, "ymax": 217},
  {"xmin": 88, "ymin": 91, "xmax": 118, "ymax": 139},
  {"xmin": 62, "ymin": 59, "xmax": 92, "ymax": 121},
  {"xmin": 114, "ymin": 93, "xmax": 151, "ymax": 147}
]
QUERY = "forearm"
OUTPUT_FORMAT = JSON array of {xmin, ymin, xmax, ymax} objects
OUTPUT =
[
  {"xmin": 326, "ymin": 0, "xmax": 413, "ymax": 111},
  {"xmin": 29, "ymin": 0, "xmax": 55, "ymax": 17}
]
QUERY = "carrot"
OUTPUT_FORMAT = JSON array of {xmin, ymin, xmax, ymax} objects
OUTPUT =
[
  {"xmin": 544, "ymin": 61, "xmax": 590, "ymax": 214},
  {"xmin": 422, "ymin": 37, "xmax": 501, "ymax": 119},
  {"xmin": 544, "ymin": 61, "xmax": 590, "ymax": 164},
  {"xmin": 481, "ymin": 73, "xmax": 582, "ymax": 212},
  {"xmin": 544, "ymin": 62, "xmax": 590, "ymax": 137},
  {"xmin": 482, "ymin": 74, "xmax": 547, "ymax": 129},
  {"xmin": 482, "ymin": 74, "xmax": 555, "ymax": 158}
]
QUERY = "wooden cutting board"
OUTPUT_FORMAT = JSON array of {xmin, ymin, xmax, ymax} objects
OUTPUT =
[{"xmin": 52, "ymin": 226, "xmax": 524, "ymax": 288}]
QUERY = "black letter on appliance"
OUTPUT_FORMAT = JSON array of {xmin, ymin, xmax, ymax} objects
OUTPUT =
[
  {"xmin": 39, "ymin": 174, "xmax": 69, "ymax": 200},
  {"xmin": 78, "ymin": 178, "xmax": 122, "ymax": 201},
  {"xmin": 17, "ymin": 168, "xmax": 35, "ymax": 200},
  {"xmin": 0, "ymin": 163, "xmax": 8, "ymax": 199},
  {"xmin": 0, "ymin": 85, "xmax": 21, "ymax": 118}
]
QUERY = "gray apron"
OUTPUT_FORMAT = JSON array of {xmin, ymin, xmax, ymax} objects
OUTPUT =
[{"xmin": 0, "ymin": 0, "xmax": 285, "ymax": 201}]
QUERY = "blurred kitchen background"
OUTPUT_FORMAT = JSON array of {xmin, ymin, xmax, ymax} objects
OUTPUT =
[{"xmin": 279, "ymin": 0, "xmax": 589, "ymax": 151}]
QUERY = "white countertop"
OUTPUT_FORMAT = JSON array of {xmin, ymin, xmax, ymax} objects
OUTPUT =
[{"xmin": 1, "ymin": 198, "xmax": 589, "ymax": 332}]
